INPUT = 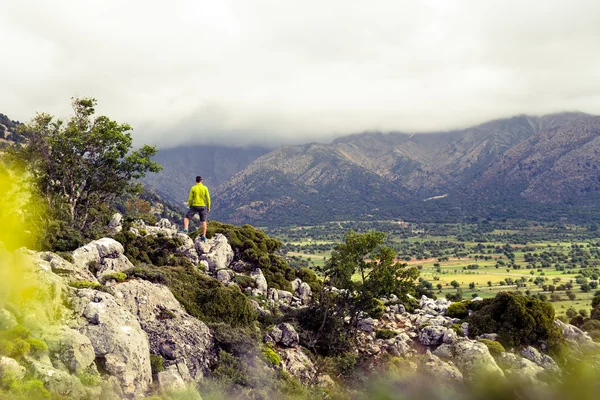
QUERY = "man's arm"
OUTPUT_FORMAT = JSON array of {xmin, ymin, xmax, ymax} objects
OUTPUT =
[
  {"xmin": 188, "ymin": 187, "xmax": 194, "ymax": 207},
  {"xmin": 206, "ymin": 188, "xmax": 211, "ymax": 211}
]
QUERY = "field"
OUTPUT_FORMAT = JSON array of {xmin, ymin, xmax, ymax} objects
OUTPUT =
[{"xmin": 266, "ymin": 220, "xmax": 600, "ymax": 318}]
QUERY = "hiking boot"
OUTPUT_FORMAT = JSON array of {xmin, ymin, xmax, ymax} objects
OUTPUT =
[
  {"xmin": 178, "ymin": 229, "xmax": 189, "ymax": 234},
  {"xmin": 200, "ymin": 236, "xmax": 207, "ymax": 242}
]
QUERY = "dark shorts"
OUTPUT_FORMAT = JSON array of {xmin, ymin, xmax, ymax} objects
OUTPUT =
[{"xmin": 186, "ymin": 206, "xmax": 208, "ymax": 222}]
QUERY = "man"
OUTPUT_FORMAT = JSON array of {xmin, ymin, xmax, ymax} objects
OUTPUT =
[{"xmin": 180, "ymin": 176, "xmax": 211, "ymax": 240}]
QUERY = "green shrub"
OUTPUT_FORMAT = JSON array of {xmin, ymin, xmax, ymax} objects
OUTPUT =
[
  {"xmin": 366, "ymin": 298, "xmax": 386, "ymax": 319},
  {"xmin": 446, "ymin": 301, "xmax": 469, "ymax": 319},
  {"xmin": 11, "ymin": 338, "xmax": 30, "ymax": 358},
  {"xmin": 124, "ymin": 266, "xmax": 168, "ymax": 284},
  {"xmin": 233, "ymin": 274, "xmax": 257, "ymax": 290},
  {"xmin": 150, "ymin": 354, "xmax": 165, "ymax": 374},
  {"xmin": 209, "ymin": 323, "xmax": 260, "ymax": 357},
  {"xmin": 297, "ymin": 267, "xmax": 322, "ymax": 294},
  {"xmin": 201, "ymin": 221, "xmax": 295, "ymax": 292},
  {"xmin": 375, "ymin": 329, "xmax": 398, "ymax": 340},
  {"xmin": 101, "ymin": 272, "xmax": 127, "ymax": 283},
  {"xmin": 159, "ymin": 266, "xmax": 257, "ymax": 328},
  {"xmin": 69, "ymin": 281, "xmax": 106, "ymax": 291},
  {"xmin": 0, "ymin": 339, "xmax": 14, "ymax": 357},
  {"xmin": 114, "ymin": 230, "xmax": 191, "ymax": 267},
  {"xmin": 26, "ymin": 338, "xmax": 48, "ymax": 356},
  {"xmin": 468, "ymin": 292, "xmax": 565, "ymax": 355},
  {"xmin": 261, "ymin": 346, "xmax": 281, "ymax": 367},
  {"xmin": 477, "ymin": 339, "xmax": 506, "ymax": 356}
]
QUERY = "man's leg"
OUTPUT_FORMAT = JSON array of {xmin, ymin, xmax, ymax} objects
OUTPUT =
[
  {"xmin": 184, "ymin": 217, "xmax": 190, "ymax": 231},
  {"xmin": 202, "ymin": 221, "xmax": 207, "ymax": 238}
]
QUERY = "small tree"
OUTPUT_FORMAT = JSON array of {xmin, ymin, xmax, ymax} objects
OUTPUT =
[
  {"xmin": 451, "ymin": 280, "xmax": 460, "ymax": 289},
  {"xmin": 13, "ymin": 98, "xmax": 161, "ymax": 248}
]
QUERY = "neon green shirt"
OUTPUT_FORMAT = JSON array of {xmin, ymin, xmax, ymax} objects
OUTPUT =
[{"xmin": 188, "ymin": 183, "xmax": 211, "ymax": 208}]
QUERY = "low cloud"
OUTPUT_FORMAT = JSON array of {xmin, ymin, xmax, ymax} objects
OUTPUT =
[{"xmin": 1, "ymin": 0, "xmax": 599, "ymax": 148}]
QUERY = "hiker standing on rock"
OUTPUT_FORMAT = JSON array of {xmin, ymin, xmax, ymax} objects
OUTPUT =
[{"xmin": 180, "ymin": 175, "xmax": 210, "ymax": 240}]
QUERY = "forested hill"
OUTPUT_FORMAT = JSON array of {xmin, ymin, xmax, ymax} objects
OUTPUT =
[
  {"xmin": 210, "ymin": 112, "xmax": 600, "ymax": 226},
  {"xmin": 0, "ymin": 113, "xmax": 24, "ymax": 146}
]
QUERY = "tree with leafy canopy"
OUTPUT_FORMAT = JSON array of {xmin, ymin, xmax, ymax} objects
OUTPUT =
[
  {"xmin": 302, "ymin": 230, "xmax": 419, "ymax": 355},
  {"xmin": 11, "ymin": 98, "xmax": 161, "ymax": 248}
]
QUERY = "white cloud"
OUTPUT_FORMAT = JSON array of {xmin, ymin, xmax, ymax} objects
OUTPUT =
[{"xmin": 0, "ymin": 0, "xmax": 599, "ymax": 147}]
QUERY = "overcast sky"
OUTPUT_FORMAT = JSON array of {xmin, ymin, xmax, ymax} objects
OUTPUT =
[{"xmin": 1, "ymin": 0, "xmax": 599, "ymax": 148}]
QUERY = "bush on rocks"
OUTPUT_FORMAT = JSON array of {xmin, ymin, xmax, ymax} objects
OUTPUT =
[
  {"xmin": 446, "ymin": 301, "xmax": 470, "ymax": 319},
  {"xmin": 468, "ymin": 292, "xmax": 565, "ymax": 355},
  {"xmin": 202, "ymin": 222, "xmax": 295, "ymax": 292},
  {"xmin": 114, "ymin": 230, "xmax": 191, "ymax": 267},
  {"xmin": 477, "ymin": 339, "xmax": 506, "ymax": 356}
]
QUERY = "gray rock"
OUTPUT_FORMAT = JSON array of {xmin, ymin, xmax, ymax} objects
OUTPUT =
[
  {"xmin": 277, "ymin": 290, "xmax": 293, "ymax": 306},
  {"xmin": 264, "ymin": 326, "xmax": 283, "ymax": 346},
  {"xmin": 497, "ymin": 352, "xmax": 546, "ymax": 384},
  {"xmin": 555, "ymin": 320, "xmax": 600, "ymax": 353},
  {"xmin": 279, "ymin": 323, "xmax": 299, "ymax": 347},
  {"xmin": 195, "ymin": 234, "xmax": 234, "ymax": 271},
  {"xmin": 71, "ymin": 289, "xmax": 152, "ymax": 397},
  {"xmin": 420, "ymin": 351, "xmax": 463, "ymax": 382},
  {"xmin": 519, "ymin": 346, "xmax": 560, "ymax": 374},
  {"xmin": 460, "ymin": 322, "xmax": 469, "ymax": 337},
  {"xmin": 278, "ymin": 347, "xmax": 316, "ymax": 384},
  {"xmin": 72, "ymin": 238, "xmax": 134, "ymax": 279},
  {"xmin": 358, "ymin": 318, "xmax": 376, "ymax": 333},
  {"xmin": 42, "ymin": 327, "xmax": 96, "ymax": 374},
  {"xmin": 434, "ymin": 338, "xmax": 505, "ymax": 381},
  {"xmin": 0, "ymin": 356, "xmax": 26, "ymax": 380},
  {"xmin": 230, "ymin": 260, "xmax": 251, "ymax": 273},
  {"xmin": 250, "ymin": 268, "xmax": 268, "ymax": 296},
  {"xmin": 0, "ymin": 308, "xmax": 18, "ymax": 330},
  {"xmin": 157, "ymin": 218, "xmax": 173, "ymax": 229},
  {"xmin": 38, "ymin": 252, "xmax": 98, "ymax": 283},
  {"xmin": 108, "ymin": 279, "xmax": 216, "ymax": 381},
  {"xmin": 442, "ymin": 329, "xmax": 459, "ymax": 344},
  {"xmin": 291, "ymin": 278, "xmax": 301, "ymax": 293},
  {"xmin": 477, "ymin": 333, "xmax": 498, "ymax": 341},
  {"xmin": 157, "ymin": 369, "xmax": 186, "ymax": 392},
  {"xmin": 419, "ymin": 325, "xmax": 448, "ymax": 346},
  {"xmin": 174, "ymin": 233, "xmax": 199, "ymax": 266},
  {"xmin": 108, "ymin": 213, "xmax": 123, "ymax": 233},
  {"xmin": 216, "ymin": 269, "xmax": 235, "ymax": 285},
  {"xmin": 267, "ymin": 288, "xmax": 279, "ymax": 304},
  {"xmin": 29, "ymin": 359, "xmax": 87, "ymax": 399},
  {"xmin": 297, "ymin": 282, "xmax": 312, "ymax": 305}
]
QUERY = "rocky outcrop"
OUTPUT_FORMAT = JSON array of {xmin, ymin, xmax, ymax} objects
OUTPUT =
[
  {"xmin": 433, "ymin": 338, "xmax": 505, "ymax": 381},
  {"xmin": 497, "ymin": 352, "xmax": 547, "ymax": 384},
  {"xmin": 278, "ymin": 347, "xmax": 316, "ymax": 384},
  {"xmin": 72, "ymin": 238, "xmax": 134, "ymax": 280},
  {"xmin": 41, "ymin": 326, "xmax": 96, "ymax": 375},
  {"xmin": 0, "ymin": 356, "xmax": 26, "ymax": 380},
  {"xmin": 519, "ymin": 346, "xmax": 560, "ymax": 374},
  {"xmin": 250, "ymin": 268, "xmax": 268, "ymax": 296},
  {"xmin": 108, "ymin": 279, "xmax": 217, "ymax": 382},
  {"xmin": 70, "ymin": 289, "xmax": 152, "ymax": 398},
  {"xmin": 265, "ymin": 323, "xmax": 299, "ymax": 348},
  {"xmin": 108, "ymin": 213, "xmax": 123, "ymax": 234},
  {"xmin": 195, "ymin": 234, "xmax": 234, "ymax": 271}
]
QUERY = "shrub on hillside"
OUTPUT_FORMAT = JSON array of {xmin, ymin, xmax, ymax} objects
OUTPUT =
[
  {"xmin": 201, "ymin": 221, "xmax": 296, "ymax": 292},
  {"xmin": 468, "ymin": 291, "xmax": 565, "ymax": 355},
  {"xmin": 477, "ymin": 338, "xmax": 506, "ymax": 356},
  {"xmin": 446, "ymin": 301, "xmax": 470, "ymax": 319},
  {"xmin": 114, "ymin": 230, "xmax": 191, "ymax": 267}
]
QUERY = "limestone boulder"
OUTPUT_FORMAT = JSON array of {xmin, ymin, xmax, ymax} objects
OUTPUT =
[
  {"xmin": 497, "ymin": 352, "xmax": 546, "ymax": 384},
  {"xmin": 70, "ymin": 289, "xmax": 152, "ymax": 397},
  {"xmin": 195, "ymin": 234, "xmax": 234, "ymax": 271},
  {"xmin": 433, "ymin": 338, "xmax": 505, "ymax": 381},
  {"xmin": 72, "ymin": 238, "xmax": 134, "ymax": 279},
  {"xmin": 250, "ymin": 268, "xmax": 268, "ymax": 296},
  {"xmin": 419, "ymin": 325, "xmax": 449, "ymax": 346},
  {"xmin": 41, "ymin": 326, "xmax": 96, "ymax": 374},
  {"xmin": 278, "ymin": 347, "xmax": 316, "ymax": 384},
  {"xmin": 519, "ymin": 346, "xmax": 560, "ymax": 374},
  {"xmin": 28, "ymin": 359, "xmax": 87, "ymax": 399},
  {"xmin": 0, "ymin": 356, "xmax": 26, "ymax": 380},
  {"xmin": 419, "ymin": 351, "xmax": 463, "ymax": 383},
  {"xmin": 108, "ymin": 279, "xmax": 216, "ymax": 381}
]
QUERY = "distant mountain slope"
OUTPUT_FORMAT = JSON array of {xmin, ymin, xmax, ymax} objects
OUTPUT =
[
  {"xmin": 142, "ymin": 145, "xmax": 271, "ymax": 206},
  {"xmin": 212, "ymin": 113, "xmax": 600, "ymax": 225},
  {"xmin": 0, "ymin": 113, "xmax": 24, "ymax": 146}
]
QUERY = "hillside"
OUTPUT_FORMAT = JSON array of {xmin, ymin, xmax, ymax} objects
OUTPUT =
[
  {"xmin": 141, "ymin": 145, "xmax": 271, "ymax": 206},
  {"xmin": 211, "ymin": 113, "xmax": 600, "ymax": 225}
]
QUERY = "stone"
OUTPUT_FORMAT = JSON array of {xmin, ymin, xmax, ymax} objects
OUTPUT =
[
  {"xmin": 279, "ymin": 323, "xmax": 299, "ymax": 347},
  {"xmin": 157, "ymin": 218, "xmax": 173, "ymax": 229},
  {"xmin": 442, "ymin": 329, "xmax": 458, "ymax": 344},
  {"xmin": 230, "ymin": 260, "xmax": 251, "ymax": 273},
  {"xmin": 460, "ymin": 322, "xmax": 469, "ymax": 337},
  {"xmin": 29, "ymin": 359, "xmax": 87, "ymax": 399},
  {"xmin": 291, "ymin": 278, "xmax": 301, "ymax": 293},
  {"xmin": 42, "ymin": 327, "xmax": 96, "ymax": 374},
  {"xmin": 0, "ymin": 356, "xmax": 26, "ymax": 380},
  {"xmin": 108, "ymin": 280, "xmax": 216, "ymax": 381},
  {"xmin": 420, "ymin": 351, "xmax": 463, "ymax": 382},
  {"xmin": 195, "ymin": 234, "xmax": 234, "ymax": 271},
  {"xmin": 38, "ymin": 252, "xmax": 98, "ymax": 283},
  {"xmin": 358, "ymin": 318, "xmax": 375, "ymax": 333},
  {"xmin": 216, "ymin": 269, "xmax": 235, "ymax": 285},
  {"xmin": 174, "ymin": 233, "xmax": 199, "ymax": 266},
  {"xmin": 519, "ymin": 346, "xmax": 560, "ymax": 374},
  {"xmin": 419, "ymin": 325, "xmax": 448, "ymax": 346},
  {"xmin": 277, "ymin": 290, "xmax": 293, "ymax": 306},
  {"xmin": 477, "ymin": 333, "xmax": 498, "ymax": 341},
  {"xmin": 0, "ymin": 308, "xmax": 18, "ymax": 330},
  {"xmin": 297, "ymin": 282, "xmax": 312, "ymax": 305},
  {"xmin": 108, "ymin": 213, "xmax": 123, "ymax": 233},
  {"xmin": 278, "ymin": 347, "xmax": 316, "ymax": 384},
  {"xmin": 267, "ymin": 288, "xmax": 279, "ymax": 304},
  {"xmin": 250, "ymin": 268, "xmax": 268, "ymax": 296},
  {"xmin": 157, "ymin": 369, "xmax": 186, "ymax": 392},
  {"xmin": 70, "ymin": 289, "xmax": 152, "ymax": 397},
  {"xmin": 497, "ymin": 352, "xmax": 546, "ymax": 384},
  {"xmin": 264, "ymin": 326, "xmax": 283, "ymax": 346},
  {"xmin": 72, "ymin": 238, "xmax": 134, "ymax": 279},
  {"xmin": 433, "ymin": 338, "xmax": 505, "ymax": 381}
]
